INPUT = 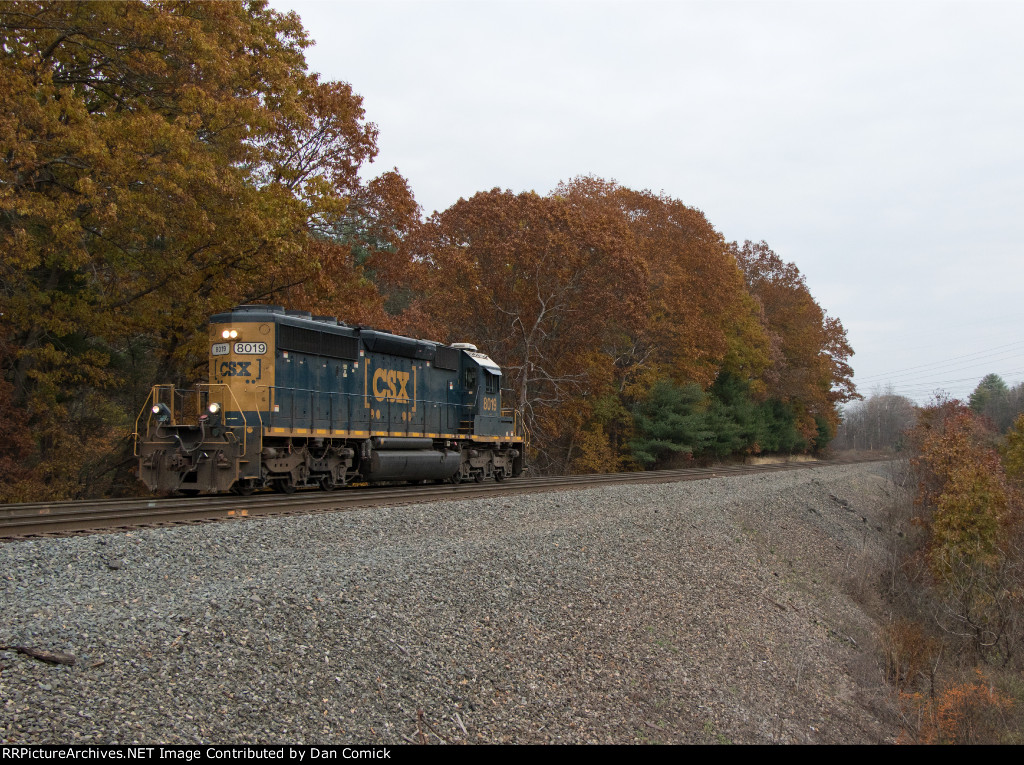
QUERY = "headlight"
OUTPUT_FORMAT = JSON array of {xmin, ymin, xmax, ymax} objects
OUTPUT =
[
  {"xmin": 152, "ymin": 405, "xmax": 161, "ymax": 414},
  {"xmin": 229, "ymin": 329, "xmax": 238, "ymax": 339},
  {"xmin": 208, "ymin": 402, "xmax": 221, "ymax": 414},
  {"xmin": 222, "ymin": 329, "xmax": 231, "ymax": 339}
]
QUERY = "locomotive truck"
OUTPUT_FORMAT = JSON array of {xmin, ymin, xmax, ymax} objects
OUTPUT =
[{"xmin": 135, "ymin": 305, "xmax": 525, "ymax": 494}]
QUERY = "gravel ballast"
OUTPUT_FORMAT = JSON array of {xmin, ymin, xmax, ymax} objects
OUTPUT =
[{"xmin": 1, "ymin": 462, "xmax": 900, "ymax": 744}]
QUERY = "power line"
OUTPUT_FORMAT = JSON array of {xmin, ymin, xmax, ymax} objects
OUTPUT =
[
  {"xmin": 863, "ymin": 368, "xmax": 1024, "ymax": 402},
  {"xmin": 872, "ymin": 367, "xmax": 1024, "ymax": 389},
  {"xmin": 855, "ymin": 339, "xmax": 1024, "ymax": 383},
  {"xmin": 887, "ymin": 369, "xmax": 1024, "ymax": 389},
  {"xmin": 857, "ymin": 353, "xmax": 1024, "ymax": 385}
]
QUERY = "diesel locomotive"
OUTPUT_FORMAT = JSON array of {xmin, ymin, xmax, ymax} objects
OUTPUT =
[{"xmin": 135, "ymin": 305, "xmax": 525, "ymax": 494}]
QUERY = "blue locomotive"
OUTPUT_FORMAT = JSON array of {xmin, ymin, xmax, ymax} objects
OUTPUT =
[{"xmin": 135, "ymin": 305, "xmax": 525, "ymax": 494}]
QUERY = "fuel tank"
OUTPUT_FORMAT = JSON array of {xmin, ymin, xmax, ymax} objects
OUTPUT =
[{"xmin": 365, "ymin": 449, "xmax": 461, "ymax": 482}]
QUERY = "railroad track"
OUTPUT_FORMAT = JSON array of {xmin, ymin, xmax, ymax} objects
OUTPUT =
[{"xmin": 0, "ymin": 456, "xmax": 886, "ymax": 540}]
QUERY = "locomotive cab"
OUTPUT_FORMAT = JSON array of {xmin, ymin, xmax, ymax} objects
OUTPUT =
[
  {"xmin": 453, "ymin": 346, "xmax": 522, "ymax": 480},
  {"xmin": 457, "ymin": 350, "xmax": 509, "ymax": 437}
]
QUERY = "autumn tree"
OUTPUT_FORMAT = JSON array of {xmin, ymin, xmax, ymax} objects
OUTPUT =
[
  {"xmin": 403, "ymin": 187, "xmax": 647, "ymax": 470},
  {"xmin": 1003, "ymin": 414, "xmax": 1024, "ymax": 482},
  {"xmin": 730, "ymin": 240, "xmax": 857, "ymax": 444},
  {"xmin": 909, "ymin": 401, "xmax": 1024, "ymax": 661},
  {"xmin": 544, "ymin": 179, "xmax": 782, "ymax": 468},
  {"xmin": 898, "ymin": 669, "xmax": 1016, "ymax": 744},
  {"xmin": 0, "ymin": 347, "xmax": 33, "ymax": 496},
  {"xmin": 260, "ymin": 170, "xmax": 421, "ymax": 331},
  {"xmin": 554, "ymin": 179, "xmax": 771, "ymax": 393},
  {"xmin": 0, "ymin": 1, "xmax": 402, "ymax": 498}
]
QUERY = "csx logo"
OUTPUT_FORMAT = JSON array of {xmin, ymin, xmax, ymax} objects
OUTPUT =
[
  {"xmin": 373, "ymin": 369, "xmax": 411, "ymax": 403},
  {"xmin": 220, "ymin": 361, "xmax": 253, "ymax": 377}
]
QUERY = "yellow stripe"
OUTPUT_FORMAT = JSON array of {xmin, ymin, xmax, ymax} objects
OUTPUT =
[
  {"xmin": 268, "ymin": 427, "xmax": 374, "ymax": 437},
  {"xmin": 263, "ymin": 427, "xmax": 522, "ymax": 442}
]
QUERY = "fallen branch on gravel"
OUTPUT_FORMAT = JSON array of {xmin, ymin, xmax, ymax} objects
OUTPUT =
[{"xmin": 0, "ymin": 645, "xmax": 76, "ymax": 666}]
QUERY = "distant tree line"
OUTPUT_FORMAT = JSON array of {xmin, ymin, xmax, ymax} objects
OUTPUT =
[
  {"xmin": 832, "ymin": 392, "xmax": 918, "ymax": 452},
  {"xmin": 834, "ymin": 374, "xmax": 1024, "ymax": 454}
]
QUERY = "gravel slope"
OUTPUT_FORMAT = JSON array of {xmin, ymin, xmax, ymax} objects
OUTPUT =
[{"xmin": 1, "ymin": 462, "xmax": 899, "ymax": 744}]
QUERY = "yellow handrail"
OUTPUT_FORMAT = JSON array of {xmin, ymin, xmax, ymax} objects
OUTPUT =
[
  {"xmin": 132, "ymin": 384, "xmax": 176, "ymax": 457},
  {"xmin": 134, "ymin": 383, "xmax": 260, "ymax": 458},
  {"xmin": 209, "ymin": 382, "xmax": 258, "ymax": 458}
]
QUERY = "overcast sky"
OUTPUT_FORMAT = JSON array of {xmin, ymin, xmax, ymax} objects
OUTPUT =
[{"xmin": 274, "ymin": 0, "xmax": 1024, "ymax": 405}]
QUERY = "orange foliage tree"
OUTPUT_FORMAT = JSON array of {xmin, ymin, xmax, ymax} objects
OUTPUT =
[
  {"xmin": 730, "ymin": 240, "xmax": 857, "ymax": 440},
  {"xmin": 556, "ymin": 179, "xmax": 771, "ymax": 393},
  {"xmin": 401, "ymin": 187, "xmax": 647, "ymax": 470},
  {"xmin": 899, "ymin": 670, "xmax": 1014, "ymax": 744},
  {"xmin": 909, "ymin": 401, "xmax": 1024, "ymax": 661},
  {"xmin": 252, "ymin": 170, "xmax": 422, "ymax": 332},
  {"xmin": 0, "ymin": 1, "xmax": 408, "ymax": 497},
  {"xmin": 914, "ymin": 404, "xmax": 1013, "ymax": 571},
  {"xmin": 549, "ymin": 179, "xmax": 776, "ymax": 470}
]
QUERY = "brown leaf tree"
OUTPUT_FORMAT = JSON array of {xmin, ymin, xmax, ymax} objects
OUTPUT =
[{"xmin": 403, "ymin": 188, "xmax": 647, "ymax": 470}]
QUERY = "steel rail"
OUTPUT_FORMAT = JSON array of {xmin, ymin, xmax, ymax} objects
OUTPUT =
[{"xmin": 0, "ymin": 456, "xmax": 886, "ymax": 540}]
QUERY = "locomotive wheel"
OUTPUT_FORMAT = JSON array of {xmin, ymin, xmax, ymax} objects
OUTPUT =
[
  {"xmin": 232, "ymin": 482, "xmax": 254, "ymax": 496},
  {"xmin": 494, "ymin": 469, "xmax": 506, "ymax": 482},
  {"xmin": 272, "ymin": 478, "xmax": 295, "ymax": 494},
  {"xmin": 320, "ymin": 475, "xmax": 338, "ymax": 491},
  {"xmin": 474, "ymin": 471, "xmax": 485, "ymax": 483}
]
